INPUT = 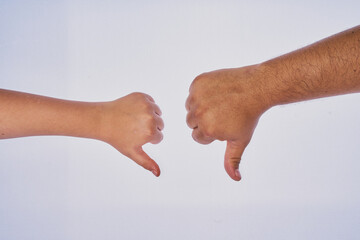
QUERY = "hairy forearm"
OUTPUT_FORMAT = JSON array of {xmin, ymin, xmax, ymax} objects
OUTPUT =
[
  {"xmin": 0, "ymin": 89, "xmax": 103, "ymax": 140},
  {"xmin": 260, "ymin": 25, "xmax": 360, "ymax": 107}
]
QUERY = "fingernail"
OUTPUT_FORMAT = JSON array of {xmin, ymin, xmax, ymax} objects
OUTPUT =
[
  {"xmin": 151, "ymin": 169, "xmax": 158, "ymax": 177},
  {"xmin": 235, "ymin": 169, "xmax": 241, "ymax": 180}
]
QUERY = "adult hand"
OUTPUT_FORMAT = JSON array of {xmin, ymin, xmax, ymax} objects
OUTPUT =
[
  {"xmin": 186, "ymin": 26, "xmax": 360, "ymax": 181},
  {"xmin": 186, "ymin": 66, "xmax": 270, "ymax": 181},
  {"xmin": 100, "ymin": 92, "xmax": 164, "ymax": 176}
]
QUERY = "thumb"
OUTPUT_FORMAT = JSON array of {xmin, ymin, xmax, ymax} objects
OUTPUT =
[
  {"xmin": 224, "ymin": 141, "xmax": 247, "ymax": 181},
  {"xmin": 128, "ymin": 147, "xmax": 161, "ymax": 177}
]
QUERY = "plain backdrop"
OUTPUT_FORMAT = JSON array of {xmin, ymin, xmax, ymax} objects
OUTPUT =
[{"xmin": 1, "ymin": 0, "xmax": 360, "ymax": 239}]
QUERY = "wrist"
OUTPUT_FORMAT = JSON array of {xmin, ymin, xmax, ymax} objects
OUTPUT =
[
  {"xmin": 256, "ymin": 60, "xmax": 292, "ymax": 109},
  {"xmin": 245, "ymin": 63, "xmax": 280, "ymax": 112},
  {"xmin": 61, "ymin": 101, "xmax": 106, "ymax": 141},
  {"xmin": 88, "ymin": 102, "xmax": 110, "ymax": 142}
]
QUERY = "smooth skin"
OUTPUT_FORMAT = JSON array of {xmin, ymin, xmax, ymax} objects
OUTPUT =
[
  {"xmin": 186, "ymin": 25, "xmax": 360, "ymax": 181},
  {"xmin": 0, "ymin": 91, "xmax": 164, "ymax": 176}
]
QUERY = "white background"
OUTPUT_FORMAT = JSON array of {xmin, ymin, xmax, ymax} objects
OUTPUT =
[{"xmin": 1, "ymin": 0, "xmax": 360, "ymax": 239}]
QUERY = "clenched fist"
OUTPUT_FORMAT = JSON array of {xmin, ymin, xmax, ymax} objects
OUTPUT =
[
  {"xmin": 186, "ymin": 26, "xmax": 360, "ymax": 181},
  {"xmin": 186, "ymin": 66, "xmax": 270, "ymax": 181},
  {"xmin": 99, "ymin": 92, "xmax": 164, "ymax": 176}
]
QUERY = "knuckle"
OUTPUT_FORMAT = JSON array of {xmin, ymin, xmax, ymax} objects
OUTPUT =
[
  {"xmin": 134, "ymin": 92, "xmax": 151, "ymax": 104},
  {"xmin": 190, "ymin": 73, "xmax": 208, "ymax": 90},
  {"xmin": 130, "ymin": 92, "xmax": 144, "ymax": 98},
  {"xmin": 231, "ymin": 155, "xmax": 241, "ymax": 164},
  {"xmin": 193, "ymin": 73, "xmax": 208, "ymax": 84},
  {"xmin": 229, "ymin": 158, "xmax": 241, "ymax": 168}
]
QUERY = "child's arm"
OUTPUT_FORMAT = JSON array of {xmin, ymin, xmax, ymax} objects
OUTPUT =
[{"xmin": 0, "ymin": 89, "xmax": 164, "ymax": 176}]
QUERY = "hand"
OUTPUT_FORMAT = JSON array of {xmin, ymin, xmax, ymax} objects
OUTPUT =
[
  {"xmin": 186, "ymin": 65, "xmax": 270, "ymax": 181},
  {"xmin": 99, "ymin": 92, "xmax": 164, "ymax": 176}
]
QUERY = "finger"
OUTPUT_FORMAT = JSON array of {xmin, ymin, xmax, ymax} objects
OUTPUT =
[
  {"xmin": 186, "ymin": 111, "xmax": 197, "ymax": 129},
  {"xmin": 151, "ymin": 103, "xmax": 162, "ymax": 116},
  {"xmin": 150, "ymin": 129, "xmax": 163, "ymax": 144},
  {"xmin": 224, "ymin": 141, "xmax": 247, "ymax": 181},
  {"xmin": 154, "ymin": 115, "xmax": 164, "ymax": 131},
  {"xmin": 191, "ymin": 127, "xmax": 215, "ymax": 145},
  {"xmin": 129, "ymin": 147, "xmax": 161, "ymax": 177}
]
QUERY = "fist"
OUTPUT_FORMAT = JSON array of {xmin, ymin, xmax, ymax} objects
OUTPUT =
[
  {"xmin": 99, "ymin": 92, "xmax": 164, "ymax": 176},
  {"xmin": 186, "ymin": 66, "xmax": 269, "ymax": 181}
]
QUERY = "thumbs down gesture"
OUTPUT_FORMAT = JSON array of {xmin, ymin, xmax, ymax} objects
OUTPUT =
[{"xmin": 186, "ymin": 65, "xmax": 270, "ymax": 181}]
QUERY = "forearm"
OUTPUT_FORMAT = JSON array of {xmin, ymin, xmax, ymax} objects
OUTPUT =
[
  {"xmin": 0, "ymin": 89, "xmax": 103, "ymax": 140},
  {"xmin": 260, "ymin": 25, "xmax": 360, "ymax": 107}
]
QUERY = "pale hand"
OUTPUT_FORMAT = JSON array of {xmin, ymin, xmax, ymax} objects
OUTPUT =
[{"xmin": 99, "ymin": 93, "xmax": 164, "ymax": 176}]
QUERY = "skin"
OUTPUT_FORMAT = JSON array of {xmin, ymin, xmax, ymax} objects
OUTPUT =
[
  {"xmin": 0, "ymin": 91, "xmax": 164, "ymax": 176},
  {"xmin": 186, "ymin": 25, "xmax": 360, "ymax": 181}
]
